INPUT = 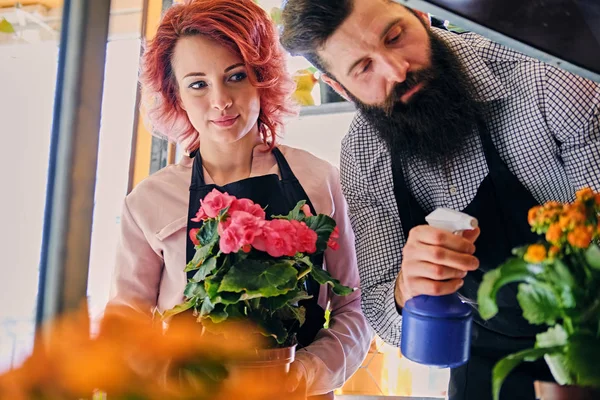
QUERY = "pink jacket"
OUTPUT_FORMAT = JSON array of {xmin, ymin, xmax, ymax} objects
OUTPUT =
[{"xmin": 109, "ymin": 144, "xmax": 371, "ymax": 395}]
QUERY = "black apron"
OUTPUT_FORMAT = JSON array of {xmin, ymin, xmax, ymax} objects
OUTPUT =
[
  {"xmin": 392, "ymin": 118, "xmax": 555, "ymax": 400},
  {"xmin": 185, "ymin": 147, "xmax": 325, "ymax": 349}
]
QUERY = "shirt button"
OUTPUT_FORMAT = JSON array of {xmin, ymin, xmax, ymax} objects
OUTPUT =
[{"xmin": 449, "ymin": 185, "xmax": 458, "ymax": 195}]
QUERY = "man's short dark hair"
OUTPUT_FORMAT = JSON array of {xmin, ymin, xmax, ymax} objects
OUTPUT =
[{"xmin": 280, "ymin": 0, "xmax": 354, "ymax": 74}]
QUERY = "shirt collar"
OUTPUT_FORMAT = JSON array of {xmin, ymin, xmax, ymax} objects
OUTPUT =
[{"xmin": 432, "ymin": 27, "xmax": 511, "ymax": 102}]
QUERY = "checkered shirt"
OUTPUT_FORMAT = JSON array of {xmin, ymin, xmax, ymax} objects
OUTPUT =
[{"xmin": 340, "ymin": 27, "xmax": 600, "ymax": 346}]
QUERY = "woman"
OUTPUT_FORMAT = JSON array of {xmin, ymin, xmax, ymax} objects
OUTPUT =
[{"xmin": 108, "ymin": 0, "xmax": 370, "ymax": 397}]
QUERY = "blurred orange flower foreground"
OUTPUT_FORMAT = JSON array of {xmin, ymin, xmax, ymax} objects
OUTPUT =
[{"xmin": 0, "ymin": 304, "xmax": 297, "ymax": 399}]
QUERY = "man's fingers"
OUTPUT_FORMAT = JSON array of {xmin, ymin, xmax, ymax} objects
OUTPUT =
[
  {"xmin": 409, "ymin": 225, "xmax": 476, "ymax": 254},
  {"xmin": 462, "ymin": 227, "xmax": 480, "ymax": 243},
  {"xmin": 407, "ymin": 243, "xmax": 479, "ymax": 272},
  {"xmin": 404, "ymin": 261, "xmax": 469, "ymax": 281},
  {"xmin": 408, "ymin": 277, "xmax": 465, "ymax": 297}
]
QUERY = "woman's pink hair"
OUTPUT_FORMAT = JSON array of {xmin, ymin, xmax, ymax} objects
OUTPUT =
[{"xmin": 140, "ymin": 0, "xmax": 297, "ymax": 152}]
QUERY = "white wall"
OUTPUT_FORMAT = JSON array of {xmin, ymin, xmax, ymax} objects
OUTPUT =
[{"xmin": 281, "ymin": 111, "xmax": 356, "ymax": 167}]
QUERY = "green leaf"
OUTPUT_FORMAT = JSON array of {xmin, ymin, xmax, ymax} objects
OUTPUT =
[
  {"xmin": 214, "ymin": 292, "xmax": 242, "ymax": 305},
  {"xmin": 492, "ymin": 346, "xmax": 564, "ymax": 400},
  {"xmin": 305, "ymin": 214, "xmax": 336, "ymax": 252},
  {"xmin": 272, "ymin": 200, "xmax": 307, "ymax": 220},
  {"xmin": 184, "ymin": 281, "xmax": 207, "ymax": 299},
  {"xmin": 585, "ymin": 244, "xmax": 600, "ymax": 270},
  {"xmin": 295, "ymin": 256, "xmax": 313, "ymax": 279},
  {"xmin": 535, "ymin": 325, "xmax": 574, "ymax": 385},
  {"xmin": 207, "ymin": 303, "xmax": 228, "ymax": 323},
  {"xmin": 199, "ymin": 219, "xmax": 218, "ymax": 246},
  {"xmin": 258, "ymin": 316, "xmax": 288, "ymax": 344},
  {"xmin": 546, "ymin": 259, "xmax": 576, "ymax": 309},
  {"xmin": 205, "ymin": 277, "xmax": 221, "ymax": 299},
  {"xmin": 477, "ymin": 257, "xmax": 545, "ymax": 320},
  {"xmin": 0, "ymin": 18, "xmax": 15, "ymax": 34},
  {"xmin": 536, "ymin": 325, "xmax": 568, "ymax": 348},
  {"xmin": 310, "ymin": 267, "xmax": 355, "ymax": 296},
  {"xmin": 191, "ymin": 256, "xmax": 218, "ymax": 282},
  {"xmin": 516, "ymin": 283, "xmax": 561, "ymax": 325},
  {"xmin": 162, "ymin": 299, "xmax": 195, "ymax": 319},
  {"xmin": 277, "ymin": 304, "xmax": 306, "ymax": 326},
  {"xmin": 567, "ymin": 334, "xmax": 600, "ymax": 387},
  {"xmin": 200, "ymin": 296, "xmax": 215, "ymax": 317},
  {"xmin": 218, "ymin": 260, "xmax": 298, "ymax": 297},
  {"xmin": 265, "ymin": 290, "xmax": 312, "ymax": 311},
  {"xmin": 185, "ymin": 241, "xmax": 218, "ymax": 272},
  {"xmin": 545, "ymin": 353, "xmax": 574, "ymax": 385},
  {"xmin": 551, "ymin": 259, "xmax": 576, "ymax": 288},
  {"xmin": 180, "ymin": 359, "xmax": 229, "ymax": 384}
]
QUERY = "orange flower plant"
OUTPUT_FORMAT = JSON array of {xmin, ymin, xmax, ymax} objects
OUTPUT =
[
  {"xmin": 0, "ymin": 304, "xmax": 298, "ymax": 399},
  {"xmin": 478, "ymin": 188, "xmax": 600, "ymax": 400}
]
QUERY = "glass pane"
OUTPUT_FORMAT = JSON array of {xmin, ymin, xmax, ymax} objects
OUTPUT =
[
  {"xmin": 0, "ymin": 0, "xmax": 64, "ymax": 371},
  {"xmin": 0, "ymin": 0, "xmax": 143, "ymax": 371},
  {"xmin": 86, "ymin": 0, "xmax": 143, "ymax": 321}
]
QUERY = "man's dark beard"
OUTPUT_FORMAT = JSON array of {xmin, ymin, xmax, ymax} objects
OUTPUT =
[{"xmin": 348, "ymin": 30, "xmax": 482, "ymax": 165}]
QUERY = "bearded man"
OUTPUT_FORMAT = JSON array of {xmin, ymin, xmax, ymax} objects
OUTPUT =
[{"xmin": 281, "ymin": 1, "xmax": 600, "ymax": 399}]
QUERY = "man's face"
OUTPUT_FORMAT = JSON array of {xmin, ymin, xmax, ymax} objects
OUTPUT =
[
  {"xmin": 319, "ymin": 0, "xmax": 481, "ymax": 165},
  {"xmin": 319, "ymin": 0, "xmax": 431, "ymax": 106}
]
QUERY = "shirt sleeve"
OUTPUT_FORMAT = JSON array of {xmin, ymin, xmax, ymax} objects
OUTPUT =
[
  {"xmin": 338, "ymin": 135, "xmax": 405, "ymax": 347},
  {"xmin": 543, "ymin": 65, "xmax": 600, "ymax": 192},
  {"xmin": 294, "ymin": 168, "xmax": 372, "ymax": 396},
  {"xmin": 107, "ymin": 197, "xmax": 163, "ymax": 314}
]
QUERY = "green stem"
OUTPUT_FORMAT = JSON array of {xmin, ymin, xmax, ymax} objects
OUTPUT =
[
  {"xmin": 576, "ymin": 250, "xmax": 594, "ymax": 283},
  {"xmin": 577, "ymin": 296, "xmax": 600, "ymax": 325},
  {"xmin": 297, "ymin": 267, "xmax": 311, "ymax": 280},
  {"xmin": 563, "ymin": 317, "xmax": 575, "ymax": 335}
]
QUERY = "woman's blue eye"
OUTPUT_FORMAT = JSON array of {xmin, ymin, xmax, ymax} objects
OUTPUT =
[
  {"xmin": 189, "ymin": 81, "xmax": 207, "ymax": 89},
  {"xmin": 229, "ymin": 72, "xmax": 247, "ymax": 82}
]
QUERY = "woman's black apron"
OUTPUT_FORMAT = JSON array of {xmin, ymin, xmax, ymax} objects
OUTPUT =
[
  {"xmin": 185, "ymin": 146, "xmax": 325, "ymax": 348},
  {"xmin": 392, "ymin": 119, "xmax": 555, "ymax": 399}
]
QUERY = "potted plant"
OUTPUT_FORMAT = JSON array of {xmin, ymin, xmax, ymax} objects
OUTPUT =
[
  {"xmin": 164, "ymin": 189, "xmax": 354, "ymax": 378},
  {"xmin": 0, "ymin": 305, "xmax": 288, "ymax": 400},
  {"xmin": 478, "ymin": 188, "xmax": 600, "ymax": 400}
]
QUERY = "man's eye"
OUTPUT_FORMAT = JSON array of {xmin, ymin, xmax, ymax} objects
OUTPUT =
[
  {"xmin": 387, "ymin": 31, "xmax": 402, "ymax": 45},
  {"xmin": 360, "ymin": 61, "xmax": 372, "ymax": 74}
]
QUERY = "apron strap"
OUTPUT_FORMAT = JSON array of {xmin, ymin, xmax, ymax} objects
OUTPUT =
[
  {"xmin": 189, "ymin": 149, "xmax": 207, "ymax": 188},
  {"xmin": 391, "ymin": 153, "xmax": 423, "ymax": 228},
  {"xmin": 272, "ymin": 147, "xmax": 296, "ymax": 181},
  {"xmin": 476, "ymin": 116, "xmax": 505, "ymax": 174}
]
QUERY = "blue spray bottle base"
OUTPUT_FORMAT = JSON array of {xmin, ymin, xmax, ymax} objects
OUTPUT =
[{"xmin": 401, "ymin": 294, "xmax": 473, "ymax": 368}]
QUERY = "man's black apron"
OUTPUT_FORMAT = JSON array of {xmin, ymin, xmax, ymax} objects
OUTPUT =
[
  {"xmin": 185, "ymin": 147, "xmax": 329, "ymax": 399},
  {"xmin": 392, "ymin": 118, "xmax": 555, "ymax": 400}
]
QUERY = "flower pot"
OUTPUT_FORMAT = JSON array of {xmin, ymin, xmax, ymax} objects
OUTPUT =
[
  {"xmin": 225, "ymin": 345, "xmax": 296, "ymax": 394},
  {"xmin": 534, "ymin": 381, "xmax": 600, "ymax": 400}
]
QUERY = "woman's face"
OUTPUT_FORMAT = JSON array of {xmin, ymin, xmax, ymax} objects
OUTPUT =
[{"xmin": 171, "ymin": 35, "xmax": 261, "ymax": 146}]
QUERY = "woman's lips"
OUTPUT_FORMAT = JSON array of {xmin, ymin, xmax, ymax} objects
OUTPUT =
[{"xmin": 211, "ymin": 115, "xmax": 239, "ymax": 127}]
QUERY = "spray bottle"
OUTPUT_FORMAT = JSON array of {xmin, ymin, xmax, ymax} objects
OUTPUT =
[{"xmin": 400, "ymin": 208, "xmax": 478, "ymax": 368}]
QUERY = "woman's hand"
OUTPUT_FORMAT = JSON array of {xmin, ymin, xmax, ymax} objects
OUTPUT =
[{"xmin": 286, "ymin": 361, "xmax": 308, "ymax": 396}]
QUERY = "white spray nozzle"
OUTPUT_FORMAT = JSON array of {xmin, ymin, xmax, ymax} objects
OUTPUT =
[{"xmin": 425, "ymin": 208, "xmax": 478, "ymax": 234}]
